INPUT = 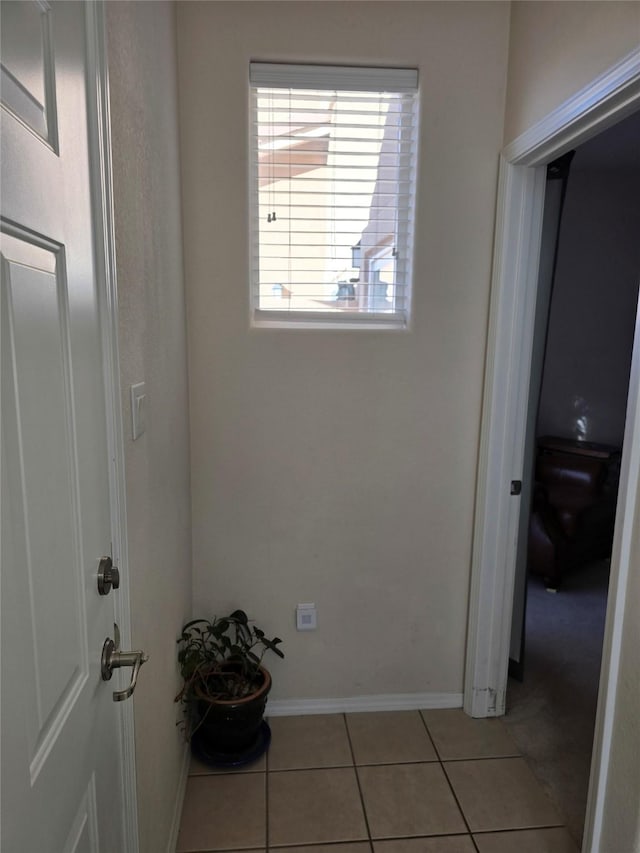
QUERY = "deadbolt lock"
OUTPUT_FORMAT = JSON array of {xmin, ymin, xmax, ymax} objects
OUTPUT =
[{"xmin": 97, "ymin": 556, "xmax": 120, "ymax": 595}]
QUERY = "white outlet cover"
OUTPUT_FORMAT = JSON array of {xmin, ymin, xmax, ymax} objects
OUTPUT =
[{"xmin": 296, "ymin": 603, "xmax": 317, "ymax": 631}]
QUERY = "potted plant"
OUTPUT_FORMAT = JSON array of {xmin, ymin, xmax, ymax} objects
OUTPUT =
[{"xmin": 175, "ymin": 609, "xmax": 284, "ymax": 765}]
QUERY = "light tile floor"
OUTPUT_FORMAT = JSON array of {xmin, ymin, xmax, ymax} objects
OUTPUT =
[{"xmin": 176, "ymin": 709, "xmax": 580, "ymax": 853}]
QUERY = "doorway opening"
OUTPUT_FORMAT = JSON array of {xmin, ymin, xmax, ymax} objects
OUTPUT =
[
  {"xmin": 464, "ymin": 49, "xmax": 640, "ymax": 853},
  {"xmin": 503, "ymin": 110, "xmax": 640, "ymax": 845}
]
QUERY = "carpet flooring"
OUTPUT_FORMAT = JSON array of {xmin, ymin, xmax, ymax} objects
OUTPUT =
[{"xmin": 503, "ymin": 559, "xmax": 610, "ymax": 846}]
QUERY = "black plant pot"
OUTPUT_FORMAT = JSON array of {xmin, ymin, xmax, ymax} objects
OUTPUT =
[{"xmin": 193, "ymin": 666, "xmax": 272, "ymax": 757}]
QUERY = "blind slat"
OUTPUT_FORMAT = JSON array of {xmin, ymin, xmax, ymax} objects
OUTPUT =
[
  {"xmin": 251, "ymin": 63, "xmax": 418, "ymax": 327},
  {"xmin": 254, "ymin": 89, "xmax": 414, "ymax": 102}
]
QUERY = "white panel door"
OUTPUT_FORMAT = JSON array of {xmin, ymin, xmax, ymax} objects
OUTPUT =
[{"xmin": 1, "ymin": 3, "xmax": 127, "ymax": 851}]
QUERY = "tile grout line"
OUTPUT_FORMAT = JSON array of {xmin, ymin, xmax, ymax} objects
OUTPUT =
[
  {"xmin": 262, "ymin": 833, "xmax": 479, "ymax": 849},
  {"xmin": 418, "ymin": 711, "xmax": 480, "ymax": 850},
  {"xmin": 267, "ymin": 758, "xmax": 443, "ymax": 773},
  {"xmin": 343, "ymin": 713, "xmax": 375, "ymax": 845},
  {"xmin": 472, "ymin": 821, "xmax": 568, "ymax": 835},
  {"xmin": 470, "ymin": 829, "xmax": 482, "ymax": 852},
  {"xmin": 431, "ymin": 753, "xmax": 521, "ymax": 763},
  {"xmin": 440, "ymin": 760, "xmax": 482, "ymax": 851},
  {"xmin": 417, "ymin": 709, "xmax": 443, "ymax": 762},
  {"xmin": 269, "ymin": 841, "xmax": 376, "ymax": 850}
]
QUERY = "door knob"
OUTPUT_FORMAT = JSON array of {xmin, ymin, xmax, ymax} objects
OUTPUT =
[
  {"xmin": 97, "ymin": 556, "xmax": 120, "ymax": 595},
  {"xmin": 101, "ymin": 624, "xmax": 148, "ymax": 702}
]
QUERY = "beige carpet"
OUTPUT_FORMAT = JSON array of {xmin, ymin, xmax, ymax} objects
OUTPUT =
[{"xmin": 503, "ymin": 559, "xmax": 610, "ymax": 845}]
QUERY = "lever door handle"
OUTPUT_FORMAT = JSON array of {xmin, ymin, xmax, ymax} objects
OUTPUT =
[{"xmin": 101, "ymin": 625, "xmax": 149, "ymax": 702}]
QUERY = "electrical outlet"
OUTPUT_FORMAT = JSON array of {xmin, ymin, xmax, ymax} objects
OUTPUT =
[{"xmin": 296, "ymin": 603, "xmax": 317, "ymax": 631}]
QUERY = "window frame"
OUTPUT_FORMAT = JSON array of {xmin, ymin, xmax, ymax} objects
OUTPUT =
[{"xmin": 248, "ymin": 62, "xmax": 419, "ymax": 331}]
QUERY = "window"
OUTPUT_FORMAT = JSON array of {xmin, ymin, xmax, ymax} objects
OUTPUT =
[{"xmin": 250, "ymin": 63, "xmax": 419, "ymax": 328}]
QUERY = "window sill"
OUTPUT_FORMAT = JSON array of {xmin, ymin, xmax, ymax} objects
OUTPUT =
[{"xmin": 251, "ymin": 310, "xmax": 410, "ymax": 331}]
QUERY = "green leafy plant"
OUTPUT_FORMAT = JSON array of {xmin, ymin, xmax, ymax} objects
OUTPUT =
[{"xmin": 175, "ymin": 609, "xmax": 284, "ymax": 714}]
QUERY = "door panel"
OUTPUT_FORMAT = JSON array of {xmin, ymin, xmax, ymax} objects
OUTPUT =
[
  {"xmin": 0, "ymin": 0, "xmax": 57, "ymax": 145},
  {"xmin": 3, "ymin": 232, "xmax": 88, "ymax": 758},
  {"xmin": 1, "ymin": 3, "xmax": 125, "ymax": 851}
]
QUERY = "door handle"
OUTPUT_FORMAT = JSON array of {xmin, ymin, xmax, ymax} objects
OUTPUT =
[{"xmin": 101, "ymin": 624, "xmax": 148, "ymax": 702}]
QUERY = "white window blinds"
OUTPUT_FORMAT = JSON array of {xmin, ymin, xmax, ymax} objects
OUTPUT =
[{"xmin": 250, "ymin": 63, "xmax": 419, "ymax": 328}]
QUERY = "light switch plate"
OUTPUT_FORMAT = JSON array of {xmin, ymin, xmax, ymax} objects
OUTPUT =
[{"xmin": 130, "ymin": 382, "xmax": 146, "ymax": 440}]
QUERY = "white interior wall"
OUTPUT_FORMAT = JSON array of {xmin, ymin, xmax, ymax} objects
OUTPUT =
[
  {"xmin": 537, "ymin": 147, "xmax": 640, "ymax": 446},
  {"xmin": 505, "ymin": 1, "xmax": 640, "ymax": 143},
  {"xmin": 106, "ymin": 4, "xmax": 192, "ymax": 851},
  {"xmin": 177, "ymin": 0, "xmax": 510, "ymax": 704}
]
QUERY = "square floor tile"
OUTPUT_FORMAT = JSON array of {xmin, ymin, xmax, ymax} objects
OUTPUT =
[
  {"xmin": 269, "ymin": 768, "xmax": 367, "ymax": 845},
  {"xmin": 474, "ymin": 827, "xmax": 579, "ymax": 853},
  {"xmin": 176, "ymin": 773, "xmax": 265, "ymax": 851},
  {"xmin": 189, "ymin": 752, "xmax": 266, "ymax": 775},
  {"xmin": 374, "ymin": 837, "xmax": 476, "ymax": 853},
  {"xmin": 473, "ymin": 827, "xmax": 580, "ymax": 853},
  {"xmin": 347, "ymin": 711, "xmax": 438, "ymax": 765},
  {"xmin": 421, "ymin": 709, "xmax": 520, "ymax": 761},
  {"xmin": 272, "ymin": 845, "xmax": 370, "ymax": 853},
  {"xmin": 268, "ymin": 714, "xmax": 353, "ymax": 770},
  {"xmin": 358, "ymin": 762, "xmax": 467, "ymax": 839},
  {"xmin": 444, "ymin": 758, "xmax": 562, "ymax": 833}
]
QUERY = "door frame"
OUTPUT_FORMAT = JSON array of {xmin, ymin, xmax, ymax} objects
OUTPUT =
[
  {"xmin": 85, "ymin": 3, "xmax": 139, "ymax": 851},
  {"xmin": 464, "ymin": 46, "xmax": 640, "ymax": 852}
]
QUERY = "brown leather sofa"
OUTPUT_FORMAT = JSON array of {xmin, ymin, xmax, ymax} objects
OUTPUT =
[{"xmin": 527, "ymin": 437, "xmax": 620, "ymax": 589}]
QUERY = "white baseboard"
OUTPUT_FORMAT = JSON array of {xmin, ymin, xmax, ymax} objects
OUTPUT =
[
  {"xmin": 167, "ymin": 744, "xmax": 190, "ymax": 853},
  {"xmin": 267, "ymin": 692, "xmax": 463, "ymax": 717}
]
